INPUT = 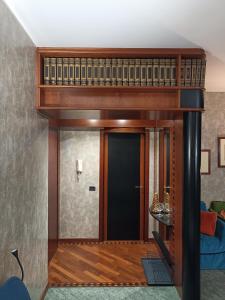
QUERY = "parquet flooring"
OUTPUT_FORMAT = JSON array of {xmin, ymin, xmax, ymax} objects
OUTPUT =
[{"xmin": 48, "ymin": 241, "xmax": 160, "ymax": 287}]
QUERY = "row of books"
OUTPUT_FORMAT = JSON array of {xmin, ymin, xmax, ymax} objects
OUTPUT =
[
  {"xmin": 43, "ymin": 57, "xmax": 205, "ymax": 87},
  {"xmin": 181, "ymin": 58, "xmax": 206, "ymax": 87}
]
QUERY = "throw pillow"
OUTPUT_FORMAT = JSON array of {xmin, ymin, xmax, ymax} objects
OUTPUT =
[{"xmin": 200, "ymin": 211, "xmax": 217, "ymax": 236}]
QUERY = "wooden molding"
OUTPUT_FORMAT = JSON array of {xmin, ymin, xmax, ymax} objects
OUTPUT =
[
  {"xmin": 37, "ymin": 47, "xmax": 205, "ymax": 57},
  {"xmin": 57, "ymin": 119, "xmax": 176, "ymax": 128},
  {"xmin": 99, "ymin": 130, "xmax": 104, "ymax": 241},
  {"xmin": 40, "ymin": 282, "xmax": 48, "ymax": 300},
  {"xmin": 59, "ymin": 239, "xmax": 100, "ymax": 244}
]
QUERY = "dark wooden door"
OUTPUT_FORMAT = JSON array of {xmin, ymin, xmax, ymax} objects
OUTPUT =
[{"xmin": 106, "ymin": 133, "xmax": 143, "ymax": 240}]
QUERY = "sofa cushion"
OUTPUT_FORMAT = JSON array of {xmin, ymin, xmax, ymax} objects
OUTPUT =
[
  {"xmin": 210, "ymin": 201, "xmax": 225, "ymax": 213},
  {"xmin": 201, "ymin": 211, "xmax": 217, "ymax": 236},
  {"xmin": 201, "ymin": 201, "xmax": 207, "ymax": 211},
  {"xmin": 201, "ymin": 219, "xmax": 225, "ymax": 254}
]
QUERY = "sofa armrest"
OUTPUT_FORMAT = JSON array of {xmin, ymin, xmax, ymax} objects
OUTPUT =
[{"xmin": 216, "ymin": 219, "xmax": 225, "ymax": 240}]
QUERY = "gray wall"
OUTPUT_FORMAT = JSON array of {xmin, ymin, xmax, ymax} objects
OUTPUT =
[
  {"xmin": 0, "ymin": 1, "xmax": 48, "ymax": 299},
  {"xmin": 201, "ymin": 92, "xmax": 225, "ymax": 207},
  {"xmin": 60, "ymin": 131, "xmax": 100, "ymax": 239}
]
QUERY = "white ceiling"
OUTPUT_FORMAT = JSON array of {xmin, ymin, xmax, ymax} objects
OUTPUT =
[{"xmin": 3, "ymin": 0, "xmax": 225, "ymax": 91}]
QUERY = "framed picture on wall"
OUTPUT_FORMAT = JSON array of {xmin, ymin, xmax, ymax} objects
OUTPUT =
[
  {"xmin": 218, "ymin": 137, "xmax": 225, "ymax": 167},
  {"xmin": 201, "ymin": 150, "xmax": 211, "ymax": 175}
]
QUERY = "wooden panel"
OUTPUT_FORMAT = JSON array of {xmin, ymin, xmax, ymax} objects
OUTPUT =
[
  {"xmin": 103, "ymin": 134, "xmax": 109, "ymax": 240},
  {"xmin": 158, "ymin": 130, "xmax": 167, "ymax": 240},
  {"xmin": 99, "ymin": 130, "xmax": 104, "ymax": 241},
  {"xmin": 37, "ymin": 108, "xmax": 202, "ymax": 120},
  {"xmin": 57, "ymin": 119, "xmax": 178, "ymax": 128},
  {"xmin": 48, "ymin": 242, "xmax": 160, "ymax": 286},
  {"xmin": 48, "ymin": 126, "xmax": 59, "ymax": 262},
  {"xmin": 140, "ymin": 134, "xmax": 145, "ymax": 240},
  {"xmin": 159, "ymin": 130, "xmax": 165, "ymax": 203},
  {"xmin": 38, "ymin": 47, "xmax": 205, "ymax": 58},
  {"xmin": 144, "ymin": 131, "xmax": 150, "ymax": 241},
  {"xmin": 40, "ymin": 87, "xmax": 178, "ymax": 110}
]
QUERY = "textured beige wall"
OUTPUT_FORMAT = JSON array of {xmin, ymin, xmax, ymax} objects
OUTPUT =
[
  {"xmin": 60, "ymin": 131, "xmax": 100, "ymax": 239},
  {"xmin": 0, "ymin": 1, "xmax": 48, "ymax": 299},
  {"xmin": 201, "ymin": 92, "xmax": 225, "ymax": 207}
]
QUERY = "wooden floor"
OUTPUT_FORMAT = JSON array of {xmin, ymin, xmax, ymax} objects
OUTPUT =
[{"xmin": 48, "ymin": 241, "xmax": 160, "ymax": 287}]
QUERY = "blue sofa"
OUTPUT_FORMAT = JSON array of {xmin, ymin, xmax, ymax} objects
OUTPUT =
[{"xmin": 200, "ymin": 201, "xmax": 225, "ymax": 269}]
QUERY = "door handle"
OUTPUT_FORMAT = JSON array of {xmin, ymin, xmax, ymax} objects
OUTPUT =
[{"xmin": 134, "ymin": 186, "xmax": 143, "ymax": 189}]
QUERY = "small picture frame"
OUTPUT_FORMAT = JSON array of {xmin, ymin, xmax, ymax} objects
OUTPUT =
[
  {"xmin": 201, "ymin": 150, "xmax": 210, "ymax": 175},
  {"xmin": 218, "ymin": 137, "xmax": 225, "ymax": 168}
]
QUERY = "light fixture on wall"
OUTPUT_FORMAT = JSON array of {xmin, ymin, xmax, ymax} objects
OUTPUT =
[{"xmin": 76, "ymin": 159, "xmax": 82, "ymax": 182}]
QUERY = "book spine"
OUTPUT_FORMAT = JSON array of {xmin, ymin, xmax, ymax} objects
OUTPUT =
[
  {"xmin": 180, "ymin": 59, "xmax": 185, "ymax": 87},
  {"xmin": 159, "ymin": 58, "xmax": 165, "ymax": 86},
  {"xmin": 135, "ymin": 59, "xmax": 141, "ymax": 86},
  {"xmin": 170, "ymin": 58, "xmax": 176, "ymax": 86},
  {"xmin": 93, "ymin": 58, "xmax": 99, "ymax": 86},
  {"xmin": 184, "ymin": 59, "xmax": 191, "ymax": 87},
  {"xmin": 56, "ymin": 58, "xmax": 63, "ymax": 85},
  {"xmin": 153, "ymin": 58, "xmax": 159, "ymax": 86},
  {"xmin": 122, "ymin": 59, "xmax": 129, "ymax": 86},
  {"xmin": 81, "ymin": 58, "xmax": 87, "ymax": 86},
  {"xmin": 62, "ymin": 58, "xmax": 69, "ymax": 85},
  {"xmin": 200, "ymin": 59, "xmax": 206, "ymax": 88},
  {"xmin": 128, "ymin": 59, "xmax": 135, "ymax": 86},
  {"xmin": 105, "ymin": 58, "xmax": 112, "ymax": 86},
  {"xmin": 44, "ymin": 57, "xmax": 50, "ymax": 85},
  {"xmin": 191, "ymin": 58, "xmax": 197, "ymax": 87},
  {"xmin": 68, "ymin": 57, "xmax": 75, "ymax": 85},
  {"xmin": 141, "ymin": 59, "xmax": 147, "ymax": 86},
  {"xmin": 196, "ymin": 58, "xmax": 201, "ymax": 87},
  {"xmin": 75, "ymin": 58, "xmax": 81, "ymax": 86},
  {"xmin": 50, "ymin": 57, "xmax": 56, "ymax": 85},
  {"xmin": 147, "ymin": 59, "xmax": 153, "ymax": 86},
  {"xmin": 87, "ymin": 58, "xmax": 93, "ymax": 86},
  {"xmin": 165, "ymin": 58, "xmax": 171, "ymax": 87},
  {"xmin": 117, "ymin": 59, "xmax": 123, "ymax": 86},
  {"xmin": 99, "ymin": 59, "xmax": 105, "ymax": 86},
  {"xmin": 111, "ymin": 58, "xmax": 117, "ymax": 86}
]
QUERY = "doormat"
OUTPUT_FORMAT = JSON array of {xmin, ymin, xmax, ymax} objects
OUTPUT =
[{"xmin": 141, "ymin": 258, "xmax": 173, "ymax": 286}]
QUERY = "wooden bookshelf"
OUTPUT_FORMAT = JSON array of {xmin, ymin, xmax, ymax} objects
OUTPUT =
[{"xmin": 36, "ymin": 48, "xmax": 206, "ymax": 118}]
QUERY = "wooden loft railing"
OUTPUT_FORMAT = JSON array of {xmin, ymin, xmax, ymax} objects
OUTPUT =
[{"xmin": 36, "ymin": 48, "xmax": 205, "ymax": 118}]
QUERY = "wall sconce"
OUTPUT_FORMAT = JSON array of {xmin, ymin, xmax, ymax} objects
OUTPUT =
[{"xmin": 76, "ymin": 159, "xmax": 82, "ymax": 182}]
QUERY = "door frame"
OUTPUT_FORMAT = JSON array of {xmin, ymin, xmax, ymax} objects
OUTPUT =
[{"xmin": 100, "ymin": 128, "xmax": 147, "ymax": 241}]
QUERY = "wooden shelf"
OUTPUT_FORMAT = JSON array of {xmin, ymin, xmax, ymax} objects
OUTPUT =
[
  {"xmin": 39, "ymin": 85, "xmax": 179, "ymax": 90},
  {"xmin": 36, "ymin": 47, "xmax": 206, "ymax": 118},
  {"xmin": 37, "ymin": 47, "xmax": 205, "ymax": 58},
  {"xmin": 38, "ymin": 85, "xmax": 204, "ymax": 91}
]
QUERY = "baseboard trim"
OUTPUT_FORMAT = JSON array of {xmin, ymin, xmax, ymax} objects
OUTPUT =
[
  {"xmin": 40, "ymin": 282, "xmax": 48, "ymax": 300},
  {"xmin": 59, "ymin": 238, "xmax": 100, "ymax": 244},
  {"xmin": 59, "ymin": 239, "xmax": 152, "ymax": 245},
  {"xmin": 49, "ymin": 282, "xmax": 147, "ymax": 287}
]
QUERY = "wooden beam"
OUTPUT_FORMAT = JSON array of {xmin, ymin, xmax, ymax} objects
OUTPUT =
[{"xmin": 37, "ymin": 47, "xmax": 205, "ymax": 58}]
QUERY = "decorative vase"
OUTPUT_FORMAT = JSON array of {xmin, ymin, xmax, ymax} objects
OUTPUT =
[
  {"xmin": 163, "ymin": 192, "xmax": 172, "ymax": 214},
  {"xmin": 151, "ymin": 192, "xmax": 163, "ymax": 213}
]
